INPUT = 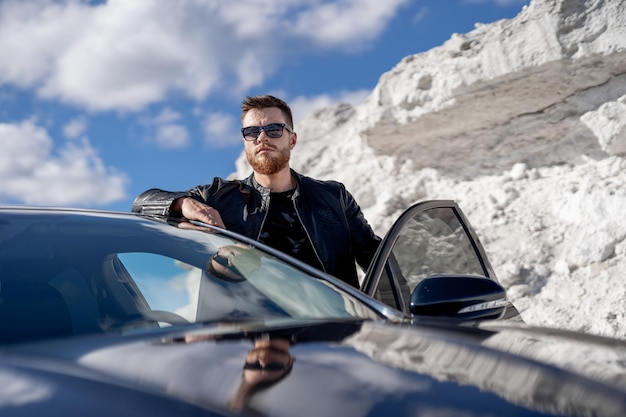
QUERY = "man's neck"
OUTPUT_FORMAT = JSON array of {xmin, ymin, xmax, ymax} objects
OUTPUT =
[{"xmin": 254, "ymin": 168, "xmax": 295, "ymax": 192}]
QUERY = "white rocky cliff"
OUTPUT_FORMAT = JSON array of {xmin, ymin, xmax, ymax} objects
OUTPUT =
[{"xmin": 234, "ymin": 0, "xmax": 626, "ymax": 339}]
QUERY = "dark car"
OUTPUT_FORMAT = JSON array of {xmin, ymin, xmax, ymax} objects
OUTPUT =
[{"xmin": 0, "ymin": 203, "xmax": 624, "ymax": 416}]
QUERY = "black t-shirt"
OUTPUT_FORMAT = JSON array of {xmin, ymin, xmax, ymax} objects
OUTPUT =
[{"xmin": 258, "ymin": 189, "xmax": 323, "ymax": 271}]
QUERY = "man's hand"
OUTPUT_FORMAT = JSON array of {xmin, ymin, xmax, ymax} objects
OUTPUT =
[{"xmin": 172, "ymin": 197, "xmax": 226, "ymax": 229}]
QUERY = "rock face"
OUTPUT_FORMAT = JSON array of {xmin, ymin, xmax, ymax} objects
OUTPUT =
[{"xmin": 234, "ymin": 0, "xmax": 626, "ymax": 339}]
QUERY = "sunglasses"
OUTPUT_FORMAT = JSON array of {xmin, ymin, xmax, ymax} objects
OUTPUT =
[
  {"xmin": 241, "ymin": 123, "xmax": 292, "ymax": 141},
  {"xmin": 243, "ymin": 361, "xmax": 293, "ymax": 372}
]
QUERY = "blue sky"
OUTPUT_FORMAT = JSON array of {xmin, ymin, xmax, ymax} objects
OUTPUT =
[{"xmin": 0, "ymin": 0, "xmax": 530, "ymax": 212}]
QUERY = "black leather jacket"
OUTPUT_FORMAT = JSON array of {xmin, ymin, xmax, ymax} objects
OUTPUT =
[{"xmin": 131, "ymin": 170, "xmax": 380, "ymax": 287}]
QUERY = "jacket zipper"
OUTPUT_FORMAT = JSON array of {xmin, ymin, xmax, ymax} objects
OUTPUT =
[{"xmin": 256, "ymin": 199, "xmax": 270, "ymax": 241}]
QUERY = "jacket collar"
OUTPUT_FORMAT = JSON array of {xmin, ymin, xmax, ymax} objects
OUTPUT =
[{"xmin": 247, "ymin": 170, "xmax": 301, "ymax": 200}]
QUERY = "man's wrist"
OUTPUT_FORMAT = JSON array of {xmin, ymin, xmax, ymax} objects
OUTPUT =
[{"xmin": 171, "ymin": 197, "xmax": 187, "ymax": 214}]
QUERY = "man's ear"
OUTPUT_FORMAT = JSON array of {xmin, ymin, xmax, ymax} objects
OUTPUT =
[{"xmin": 290, "ymin": 132, "xmax": 297, "ymax": 149}]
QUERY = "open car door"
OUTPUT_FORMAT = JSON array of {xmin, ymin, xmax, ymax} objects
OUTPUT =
[{"xmin": 361, "ymin": 200, "xmax": 521, "ymax": 322}]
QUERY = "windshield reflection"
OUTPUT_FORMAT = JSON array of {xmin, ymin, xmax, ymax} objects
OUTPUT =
[{"xmin": 196, "ymin": 243, "xmax": 378, "ymax": 322}]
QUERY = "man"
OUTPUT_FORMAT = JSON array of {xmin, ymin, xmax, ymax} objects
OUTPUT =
[{"xmin": 132, "ymin": 95, "xmax": 380, "ymax": 287}]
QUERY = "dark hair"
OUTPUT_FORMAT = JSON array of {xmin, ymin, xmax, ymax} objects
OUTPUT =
[{"xmin": 241, "ymin": 95, "xmax": 294, "ymax": 129}]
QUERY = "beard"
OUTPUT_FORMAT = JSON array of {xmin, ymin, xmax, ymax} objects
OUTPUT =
[{"xmin": 246, "ymin": 146, "xmax": 290, "ymax": 175}]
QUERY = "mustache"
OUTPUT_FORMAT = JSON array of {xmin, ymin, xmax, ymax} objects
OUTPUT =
[{"xmin": 256, "ymin": 145, "xmax": 276, "ymax": 152}]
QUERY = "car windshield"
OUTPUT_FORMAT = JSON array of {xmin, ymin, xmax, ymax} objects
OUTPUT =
[{"xmin": 0, "ymin": 209, "xmax": 380, "ymax": 345}]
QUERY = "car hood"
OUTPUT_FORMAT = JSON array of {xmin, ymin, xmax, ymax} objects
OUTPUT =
[{"xmin": 3, "ymin": 319, "xmax": 626, "ymax": 417}]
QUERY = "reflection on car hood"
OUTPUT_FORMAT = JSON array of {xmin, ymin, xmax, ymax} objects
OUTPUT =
[
  {"xmin": 478, "ymin": 321, "xmax": 626, "ymax": 389},
  {"xmin": 345, "ymin": 321, "xmax": 626, "ymax": 416},
  {"xmin": 3, "ymin": 319, "xmax": 626, "ymax": 417}
]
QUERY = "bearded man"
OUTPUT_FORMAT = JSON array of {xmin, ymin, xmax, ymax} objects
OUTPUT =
[{"xmin": 131, "ymin": 95, "xmax": 380, "ymax": 287}]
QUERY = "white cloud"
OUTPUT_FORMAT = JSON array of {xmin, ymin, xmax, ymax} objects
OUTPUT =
[
  {"xmin": 0, "ymin": 0, "xmax": 408, "ymax": 111},
  {"xmin": 145, "ymin": 107, "xmax": 190, "ymax": 149},
  {"xmin": 63, "ymin": 116, "xmax": 88, "ymax": 139},
  {"xmin": 155, "ymin": 124, "xmax": 190, "ymax": 149},
  {"xmin": 0, "ymin": 0, "xmax": 90, "ymax": 88},
  {"xmin": 411, "ymin": 7, "xmax": 430, "ymax": 25},
  {"xmin": 290, "ymin": 0, "xmax": 409, "ymax": 50},
  {"xmin": 203, "ymin": 112, "xmax": 240, "ymax": 148},
  {"xmin": 0, "ymin": 119, "xmax": 128, "ymax": 206},
  {"xmin": 153, "ymin": 107, "xmax": 181, "ymax": 125}
]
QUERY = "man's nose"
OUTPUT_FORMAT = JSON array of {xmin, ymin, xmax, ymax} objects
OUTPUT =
[{"xmin": 257, "ymin": 131, "xmax": 271, "ymax": 143}]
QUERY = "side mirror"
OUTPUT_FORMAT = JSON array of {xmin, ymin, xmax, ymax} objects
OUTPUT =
[{"xmin": 410, "ymin": 275, "xmax": 508, "ymax": 321}]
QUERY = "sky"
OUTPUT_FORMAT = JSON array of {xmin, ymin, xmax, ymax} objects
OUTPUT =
[{"xmin": 0, "ymin": 0, "xmax": 530, "ymax": 212}]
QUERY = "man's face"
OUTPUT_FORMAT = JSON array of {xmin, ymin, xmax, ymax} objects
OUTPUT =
[
  {"xmin": 242, "ymin": 107, "xmax": 295, "ymax": 175},
  {"xmin": 243, "ymin": 339, "xmax": 293, "ymax": 384}
]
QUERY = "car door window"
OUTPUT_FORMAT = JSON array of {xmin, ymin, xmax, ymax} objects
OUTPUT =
[
  {"xmin": 365, "ymin": 202, "xmax": 491, "ymax": 312},
  {"xmin": 391, "ymin": 207, "xmax": 485, "ymax": 294},
  {"xmin": 372, "ymin": 254, "xmax": 411, "ymax": 311}
]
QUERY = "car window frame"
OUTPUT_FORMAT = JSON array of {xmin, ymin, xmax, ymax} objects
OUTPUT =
[{"xmin": 361, "ymin": 200, "xmax": 498, "ymax": 314}]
